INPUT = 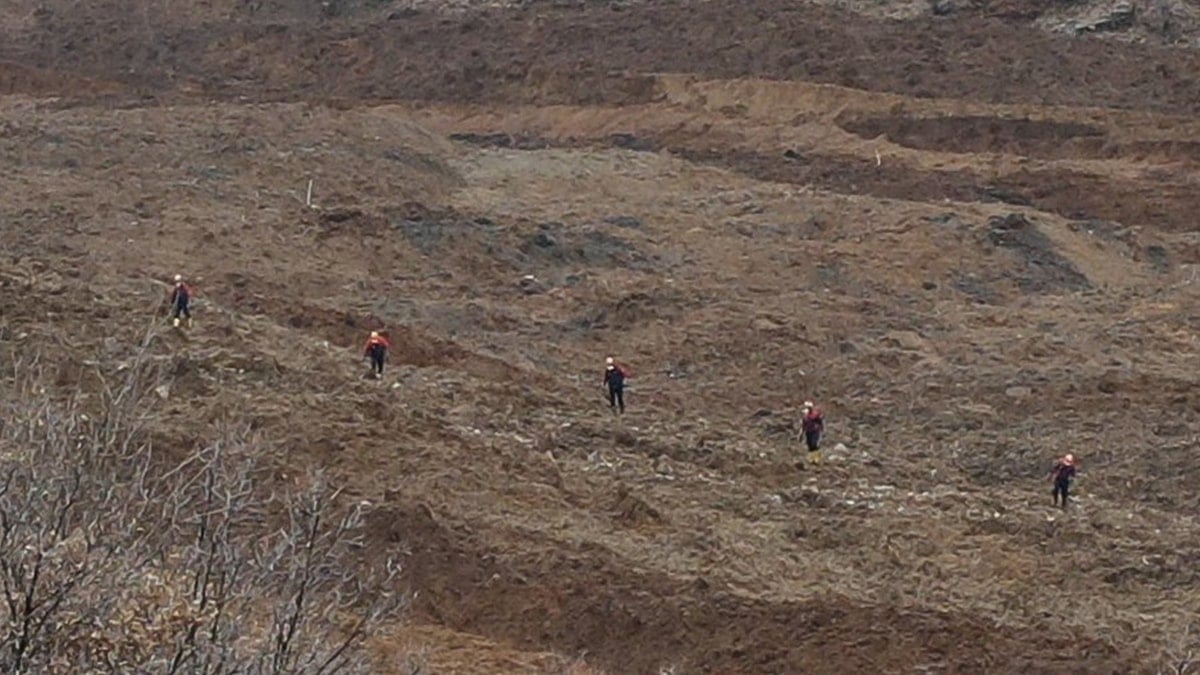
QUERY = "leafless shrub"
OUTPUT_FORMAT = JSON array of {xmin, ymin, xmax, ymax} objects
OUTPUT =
[{"xmin": 0, "ymin": 351, "xmax": 402, "ymax": 674}]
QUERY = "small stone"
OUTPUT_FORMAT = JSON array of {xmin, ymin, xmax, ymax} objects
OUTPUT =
[
  {"xmin": 519, "ymin": 276, "xmax": 547, "ymax": 295},
  {"xmin": 154, "ymin": 385, "xmax": 170, "ymax": 400},
  {"xmin": 387, "ymin": 7, "xmax": 419, "ymax": 19},
  {"xmin": 930, "ymin": 0, "xmax": 958, "ymax": 15},
  {"xmin": 1005, "ymin": 386, "xmax": 1032, "ymax": 399},
  {"xmin": 604, "ymin": 215, "xmax": 643, "ymax": 229}
]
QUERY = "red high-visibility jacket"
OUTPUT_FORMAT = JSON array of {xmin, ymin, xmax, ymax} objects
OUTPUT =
[
  {"xmin": 364, "ymin": 335, "xmax": 390, "ymax": 355},
  {"xmin": 169, "ymin": 283, "xmax": 197, "ymax": 304},
  {"xmin": 802, "ymin": 408, "xmax": 824, "ymax": 434}
]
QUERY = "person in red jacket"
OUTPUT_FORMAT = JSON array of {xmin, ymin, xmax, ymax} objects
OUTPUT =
[
  {"xmin": 800, "ymin": 400, "xmax": 825, "ymax": 465},
  {"xmin": 363, "ymin": 331, "xmax": 391, "ymax": 379},
  {"xmin": 168, "ymin": 274, "xmax": 196, "ymax": 328},
  {"xmin": 1051, "ymin": 454, "xmax": 1078, "ymax": 509}
]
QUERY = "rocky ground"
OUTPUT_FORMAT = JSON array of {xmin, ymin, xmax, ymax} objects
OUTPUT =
[{"xmin": 3, "ymin": 0, "xmax": 1200, "ymax": 672}]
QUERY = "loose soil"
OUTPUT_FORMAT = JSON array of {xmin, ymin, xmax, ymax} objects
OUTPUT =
[{"xmin": 4, "ymin": 0, "xmax": 1200, "ymax": 673}]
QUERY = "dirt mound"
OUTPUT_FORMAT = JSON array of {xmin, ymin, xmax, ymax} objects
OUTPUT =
[
  {"xmin": 680, "ymin": 147, "xmax": 1200, "ymax": 235},
  {"xmin": 837, "ymin": 111, "xmax": 1200, "ymax": 164},
  {"xmin": 0, "ymin": 61, "xmax": 122, "ymax": 98},
  {"xmin": 992, "ymin": 167, "xmax": 1200, "ymax": 233},
  {"xmin": 370, "ymin": 499, "xmax": 1129, "ymax": 674},
  {"xmin": 982, "ymin": 213, "xmax": 1092, "ymax": 293},
  {"xmin": 213, "ymin": 283, "xmax": 518, "ymax": 380},
  {"xmin": 436, "ymin": 119, "xmax": 1200, "ymax": 236},
  {"xmin": 837, "ymin": 112, "xmax": 1108, "ymax": 160}
]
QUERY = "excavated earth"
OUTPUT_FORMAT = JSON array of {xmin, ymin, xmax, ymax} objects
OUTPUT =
[{"xmin": 3, "ymin": 0, "xmax": 1200, "ymax": 672}]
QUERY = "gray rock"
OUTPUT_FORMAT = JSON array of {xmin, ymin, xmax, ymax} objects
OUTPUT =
[
  {"xmin": 604, "ymin": 215, "xmax": 644, "ymax": 229},
  {"xmin": 1074, "ymin": 2, "xmax": 1136, "ymax": 34},
  {"xmin": 531, "ymin": 232, "xmax": 557, "ymax": 249},
  {"xmin": 1005, "ymin": 386, "xmax": 1032, "ymax": 399}
]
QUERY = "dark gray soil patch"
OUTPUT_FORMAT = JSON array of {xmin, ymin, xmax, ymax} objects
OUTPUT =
[{"xmin": 982, "ymin": 213, "xmax": 1091, "ymax": 293}]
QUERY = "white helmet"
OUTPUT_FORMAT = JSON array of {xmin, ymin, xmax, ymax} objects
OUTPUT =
[
  {"xmin": 605, "ymin": 357, "xmax": 614, "ymax": 365},
  {"xmin": 370, "ymin": 331, "xmax": 380, "ymax": 339},
  {"xmin": 174, "ymin": 274, "xmax": 183, "ymax": 282},
  {"xmin": 803, "ymin": 400, "xmax": 814, "ymax": 409}
]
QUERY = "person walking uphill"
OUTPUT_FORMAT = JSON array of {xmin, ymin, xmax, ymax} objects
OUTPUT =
[
  {"xmin": 801, "ymin": 400, "xmax": 825, "ymax": 465},
  {"xmin": 603, "ymin": 356, "xmax": 628, "ymax": 414},
  {"xmin": 169, "ymin": 274, "xmax": 196, "ymax": 328},
  {"xmin": 1051, "ymin": 453, "xmax": 1078, "ymax": 509},
  {"xmin": 364, "ymin": 331, "xmax": 390, "ymax": 379}
]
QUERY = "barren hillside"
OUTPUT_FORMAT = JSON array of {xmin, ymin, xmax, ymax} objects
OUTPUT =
[{"xmin": 3, "ymin": 1, "xmax": 1200, "ymax": 673}]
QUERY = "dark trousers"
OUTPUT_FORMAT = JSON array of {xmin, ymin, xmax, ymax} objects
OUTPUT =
[
  {"xmin": 172, "ymin": 299, "xmax": 191, "ymax": 320},
  {"xmin": 608, "ymin": 386, "xmax": 625, "ymax": 413},
  {"xmin": 805, "ymin": 430, "xmax": 821, "ymax": 451},
  {"xmin": 369, "ymin": 346, "xmax": 386, "ymax": 375},
  {"xmin": 1053, "ymin": 479, "xmax": 1071, "ymax": 508}
]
